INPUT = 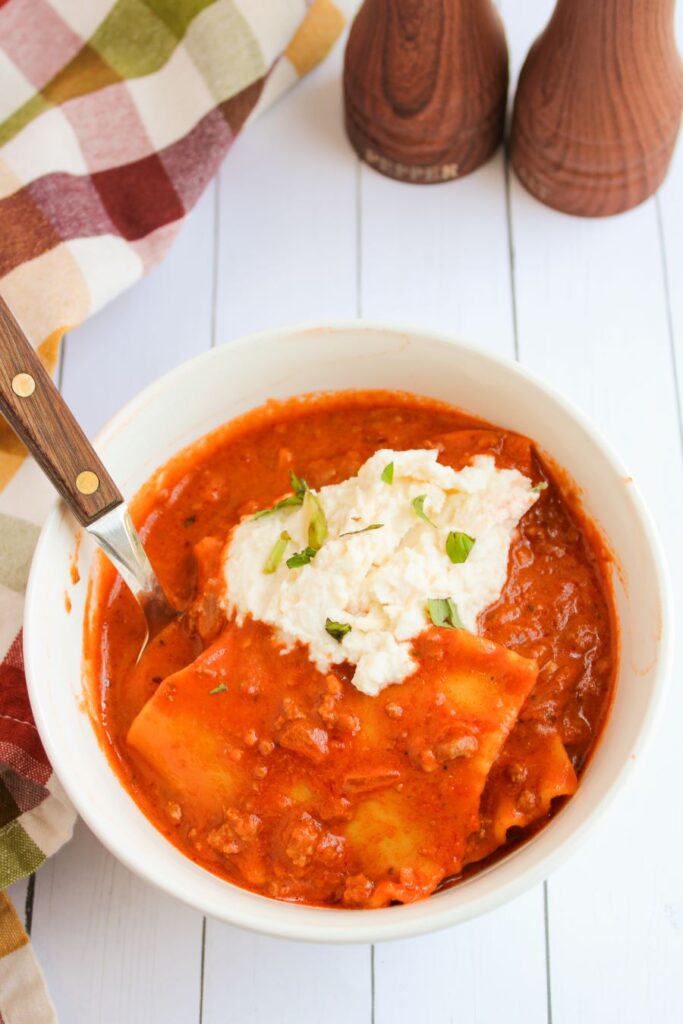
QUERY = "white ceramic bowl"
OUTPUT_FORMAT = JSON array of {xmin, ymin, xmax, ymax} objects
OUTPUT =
[{"xmin": 24, "ymin": 321, "xmax": 671, "ymax": 943}]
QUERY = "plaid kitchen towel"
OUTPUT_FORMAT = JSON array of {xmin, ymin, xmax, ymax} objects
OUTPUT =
[{"xmin": 0, "ymin": 0, "xmax": 350, "ymax": 1018}]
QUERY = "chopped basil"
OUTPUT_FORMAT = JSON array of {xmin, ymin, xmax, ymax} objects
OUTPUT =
[
  {"xmin": 426, "ymin": 597, "xmax": 465, "ymax": 630},
  {"xmin": 253, "ymin": 494, "xmax": 301, "ymax": 519},
  {"xmin": 209, "ymin": 682, "xmax": 228, "ymax": 695},
  {"xmin": 325, "ymin": 618, "xmax": 352, "ymax": 643},
  {"xmin": 339, "ymin": 523, "xmax": 384, "ymax": 538},
  {"xmin": 304, "ymin": 490, "xmax": 328, "ymax": 551},
  {"xmin": 412, "ymin": 494, "xmax": 436, "ymax": 527},
  {"xmin": 381, "ymin": 462, "xmax": 394, "ymax": 484},
  {"xmin": 446, "ymin": 531, "xmax": 475, "ymax": 564},
  {"xmin": 286, "ymin": 546, "xmax": 318, "ymax": 568},
  {"xmin": 531, "ymin": 481, "xmax": 548, "ymax": 493},
  {"xmin": 252, "ymin": 471, "xmax": 309, "ymax": 519},
  {"xmin": 262, "ymin": 531, "xmax": 291, "ymax": 574},
  {"xmin": 289, "ymin": 471, "xmax": 309, "ymax": 498}
]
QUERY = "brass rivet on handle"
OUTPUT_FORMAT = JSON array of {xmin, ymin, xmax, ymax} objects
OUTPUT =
[
  {"xmin": 11, "ymin": 372, "xmax": 35, "ymax": 397},
  {"xmin": 76, "ymin": 470, "xmax": 100, "ymax": 495}
]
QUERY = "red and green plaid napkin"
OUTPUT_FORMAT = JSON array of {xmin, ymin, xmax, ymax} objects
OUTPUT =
[{"xmin": 0, "ymin": 0, "xmax": 349, "ymax": 1018}]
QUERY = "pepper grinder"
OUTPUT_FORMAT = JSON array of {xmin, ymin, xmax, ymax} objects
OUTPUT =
[
  {"xmin": 343, "ymin": 0, "xmax": 508, "ymax": 184},
  {"xmin": 510, "ymin": 0, "xmax": 683, "ymax": 217}
]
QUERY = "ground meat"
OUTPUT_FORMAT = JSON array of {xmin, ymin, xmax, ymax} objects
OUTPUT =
[
  {"xmin": 342, "ymin": 874, "xmax": 375, "ymax": 907},
  {"xmin": 277, "ymin": 720, "xmax": 329, "ymax": 763},
  {"xmin": 206, "ymin": 809, "xmax": 262, "ymax": 857},
  {"xmin": 274, "ymin": 811, "xmax": 346, "ymax": 877},
  {"xmin": 342, "ymin": 768, "xmax": 402, "ymax": 795},
  {"xmin": 433, "ymin": 735, "xmax": 479, "ymax": 764}
]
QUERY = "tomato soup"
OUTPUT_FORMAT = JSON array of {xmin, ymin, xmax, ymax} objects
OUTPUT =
[{"xmin": 86, "ymin": 391, "xmax": 616, "ymax": 908}]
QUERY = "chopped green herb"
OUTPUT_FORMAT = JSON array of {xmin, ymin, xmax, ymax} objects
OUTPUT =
[
  {"xmin": 209, "ymin": 682, "xmax": 228, "ymax": 695},
  {"xmin": 446, "ymin": 531, "xmax": 475, "ymax": 564},
  {"xmin": 253, "ymin": 493, "xmax": 302, "ymax": 520},
  {"xmin": 531, "ymin": 481, "xmax": 548, "ymax": 493},
  {"xmin": 286, "ymin": 546, "xmax": 318, "ymax": 569},
  {"xmin": 412, "ymin": 494, "xmax": 436, "ymax": 527},
  {"xmin": 325, "ymin": 618, "xmax": 352, "ymax": 643},
  {"xmin": 262, "ymin": 531, "xmax": 291, "ymax": 574},
  {"xmin": 304, "ymin": 490, "xmax": 328, "ymax": 551},
  {"xmin": 289, "ymin": 471, "xmax": 309, "ymax": 498},
  {"xmin": 339, "ymin": 523, "xmax": 384, "ymax": 538},
  {"xmin": 381, "ymin": 462, "xmax": 394, "ymax": 484},
  {"xmin": 426, "ymin": 597, "xmax": 465, "ymax": 631},
  {"xmin": 252, "ymin": 471, "xmax": 309, "ymax": 519}
]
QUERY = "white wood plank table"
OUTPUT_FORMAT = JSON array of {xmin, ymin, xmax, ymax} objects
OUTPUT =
[{"xmin": 9, "ymin": 3, "xmax": 683, "ymax": 1020}]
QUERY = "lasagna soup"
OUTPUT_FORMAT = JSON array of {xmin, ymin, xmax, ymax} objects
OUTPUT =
[{"xmin": 87, "ymin": 391, "xmax": 616, "ymax": 908}]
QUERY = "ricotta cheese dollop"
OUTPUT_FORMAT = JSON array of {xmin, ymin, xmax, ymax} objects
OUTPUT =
[{"xmin": 223, "ymin": 449, "xmax": 539, "ymax": 696}]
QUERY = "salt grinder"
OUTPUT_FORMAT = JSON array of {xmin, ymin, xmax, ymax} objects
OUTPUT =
[
  {"xmin": 510, "ymin": 0, "xmax": 683, "ymax": 217},
  {"xmin": 343, "ymin": 0, "xmax": 509, "ymax": 184}
]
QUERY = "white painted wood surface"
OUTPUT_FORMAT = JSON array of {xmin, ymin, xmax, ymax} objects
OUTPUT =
[{"xmin": 8, "ymin": 4, "xmax": 683, "ymax": 1020}]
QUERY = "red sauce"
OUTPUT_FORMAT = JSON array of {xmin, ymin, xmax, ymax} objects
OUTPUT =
[{"xmin": 86, "ymin": 391, "xmax": 616, "ymax": 908}]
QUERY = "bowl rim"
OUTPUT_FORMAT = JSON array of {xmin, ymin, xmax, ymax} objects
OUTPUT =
[{"xmin": 23, "ymin": 318, "xmax": 674, "ymax": 943}]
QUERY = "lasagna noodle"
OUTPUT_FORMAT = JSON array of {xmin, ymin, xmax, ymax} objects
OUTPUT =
[
  {"xmin": 127, "ymin": 625, "xmax": 539, "ymax": 902},
  {"xmin": 340, "ymin": 631, "xmax": 540, "ymax": 893},
  {"xmin": 464, "ymin": 722, "xmax": 578, "ymax": 867}
]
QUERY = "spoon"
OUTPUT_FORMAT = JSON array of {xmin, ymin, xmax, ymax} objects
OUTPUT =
[{"xmin": 0, "ymin": 295, "xmax": 176, "ymax": 651}]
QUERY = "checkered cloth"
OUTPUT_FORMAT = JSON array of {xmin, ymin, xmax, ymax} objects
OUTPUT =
[{"xmin": 0, "ymin": 1, "xmax": 349, "ymax": 1019}]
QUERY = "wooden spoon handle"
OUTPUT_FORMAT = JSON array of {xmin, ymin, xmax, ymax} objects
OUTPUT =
[{"xmin": 0, "ymin": 295, "xmax": 122, "ymax": 526}]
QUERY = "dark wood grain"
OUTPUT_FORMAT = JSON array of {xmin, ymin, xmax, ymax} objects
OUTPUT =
[
  {"xmin": 343, "ymin": 0, "xmax": 508, "ymax": 184},
  {"xmin": 510, "ymin": 0, "xmax": 683, "ymax": 217},
  {"xmin": 0, "ymin": 295, "xmax": 122, "ymax": 526}
]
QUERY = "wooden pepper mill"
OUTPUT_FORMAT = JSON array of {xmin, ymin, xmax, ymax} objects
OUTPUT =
[
  {"xmin": 510, "ymin": 0, "xmax": 683, "ymax": 217},
  {"xmin": 343, "ymin": 0, "xmax": 508, "ymax": 184}
]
